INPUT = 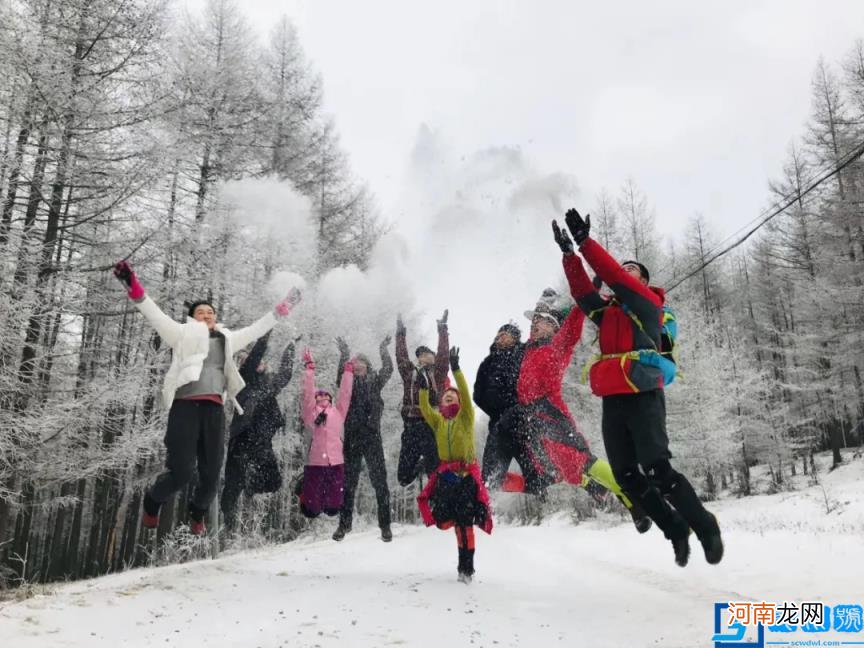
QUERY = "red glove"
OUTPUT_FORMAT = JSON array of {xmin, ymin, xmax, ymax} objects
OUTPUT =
[
  {"xmin": 302, "ymin": 348, "xmax": 315, "ymax": 370},
  {"xmin": 113, "ymin": 260, "xmax": 145, "ymax": 300},
  {"xmin": 275, "ymin": 287, "xmax": 302, "ymax": 317}
]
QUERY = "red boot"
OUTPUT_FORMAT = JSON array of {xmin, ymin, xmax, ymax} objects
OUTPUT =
[
  {"xmin": 142, "ymin": 512, "xmax": 159, "ymax": 529},
  {"xmin": 190, "ymin": 519, "xmax": 206, "ymax": 536}
]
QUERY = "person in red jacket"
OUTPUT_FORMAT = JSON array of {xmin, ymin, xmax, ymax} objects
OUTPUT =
[{"xmin": 553, "ymin": 209, "xmax": 723, "ymax": 567}]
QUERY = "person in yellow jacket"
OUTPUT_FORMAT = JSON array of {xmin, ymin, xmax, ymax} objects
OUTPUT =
[{"xmin": 417, "ymin": 345, "xmax": 492, "ymax": 584}]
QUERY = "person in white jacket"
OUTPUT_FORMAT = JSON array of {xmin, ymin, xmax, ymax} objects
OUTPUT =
[{"xmin": 113, "ymin": 260, "xmax": 301, "ymax": 535}]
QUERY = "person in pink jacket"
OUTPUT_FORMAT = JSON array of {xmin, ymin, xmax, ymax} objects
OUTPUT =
[{"xmin": 298, "ymin": 348, "xmax": 355, "ymax": 518}]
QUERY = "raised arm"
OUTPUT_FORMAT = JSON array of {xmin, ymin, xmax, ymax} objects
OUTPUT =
[
  {"xmin": 563, "ymin": 253, "xmax": 608, "ymax": 326},
  {"xmin": 335, "ymin": 360, "xmax": 355, "ymax": 416},
  {"xmin": 233, "ymin": 287, "xmax": 302, "ymax": 350},
  {"xmin": 395, "ymin": 315, "xmax": 413, "ymax": 383},
  {"xmin": 551, "ymin": 307, "xmax": 586, "ymax": 357},
  {"xmin": 335, "ymin": 337, "xmax": 350, "ymax": 385},
  {"xmin": 419, "ymin": 385, "xmax": 443, "ymax": 430},
  {"xmin": 301, "ymin": 350, "xmax": 317, "ymax": 427},
  {"xmin": 273, "ymin": 341, "xmax": 296, "ymax": 393},
  {"xmin": 134, "ymin": 296, "xmax": 184, "ymax": 347},
  {"xmin": 376, "ymin": 335, "xmax": 394, "ymax": 390},
  {"xmin": 454, "ymin": 368, "xmax": 475, "ymax": 430},
  {"xmin": 240, "ymin": 331, "xmax": 271, "ymax": 384},
  {"xmin": 433, "ymin": 309, "xmax": 450, "ymax": 390}
]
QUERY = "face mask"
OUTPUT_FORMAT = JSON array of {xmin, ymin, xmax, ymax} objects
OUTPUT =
[{"xmin": 440, "ymin": 403, "xmax": 460, "ymax": 419}]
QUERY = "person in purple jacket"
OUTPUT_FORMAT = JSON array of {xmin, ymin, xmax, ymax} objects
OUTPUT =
[{"xmin": 298, "ymin": 348, "xmax": 355, "ymax": 518}]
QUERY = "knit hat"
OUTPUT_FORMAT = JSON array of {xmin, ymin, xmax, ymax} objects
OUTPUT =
[
  {"xmin": 621, "ymin": 260, "xmax": 650, "ymax": 283},
  {"xmin": 497, "ymin": 323, "xmax": 522, "ymax": 340},
  {"xmin": 415, "ymin": 345, "xmax": 434, "ymax": 358},
  {"xmin": 524, "ymin": 288, "xmax": 566, "ymax": 329}
]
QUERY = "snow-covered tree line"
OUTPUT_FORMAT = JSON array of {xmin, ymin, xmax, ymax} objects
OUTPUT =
[
  {"xmin": 0, "ymin": 0, "xmax": 383, "ymax": 587},
  {"xmin": 0, "ymin": 0, "xmax": 862, "ymax": 589}
]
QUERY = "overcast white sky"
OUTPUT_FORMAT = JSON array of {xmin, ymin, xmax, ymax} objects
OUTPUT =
[
  {"xmin": 190, "ymin": 1, "xmax": 864, "ymax": 369},
  {"xmin": 192, "ymin": 0, "xmax": 864, "ymax": 242}
]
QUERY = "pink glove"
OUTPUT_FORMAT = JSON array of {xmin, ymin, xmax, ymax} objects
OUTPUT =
[
  {"xmin": 113, "ymin": 260, "xmax": 145, "ymax": 301},
  {"xmin": 302, "ymin": 348, "xmax": 315, "ymax": 370},
  {"xmin": 275, "ymin": 287, "xmax": 302, "ymax": 317},
  {"xmin": 343, "ymin": 356, "xmax": 356, "ymax": 374}
]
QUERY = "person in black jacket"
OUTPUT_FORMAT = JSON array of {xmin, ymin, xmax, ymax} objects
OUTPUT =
[
  {"xmin": 473, "ymin": 323, "xmax": 531, "ymax": 489},
  {"xmin": 333, "ymin": 335, "xmax": 395, "ymax": 542},
  {"xmin": 220, "ymin": 331, "xmax": 295, "ymax": 533}
]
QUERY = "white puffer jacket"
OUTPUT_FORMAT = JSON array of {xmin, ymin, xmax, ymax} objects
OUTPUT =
[{"xmin": 134, "ymin": 296, "xmax": 278, "ymax": 413}]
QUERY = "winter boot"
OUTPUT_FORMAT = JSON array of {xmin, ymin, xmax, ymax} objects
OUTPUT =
[
  {"xmin": 628, "ymin": 502, "xmax": 653, "ymax": 534},
  {"xmin": 635, "ymin": 487, "xmax": 690, "ymax": 567},
  {"xmin": 458, "ymin": 548, "xmax": 475, "ymax": 583},
  {"xmin": 380, "ymin": 524, "xmax": 393, "ymax": 542},
  {"xmin": 695, "ymin": 513, "xmax": 723, "ymax": 565},
  {"xmin": 332, "ymin": 523, "xmax": 350, "ymax": 542},
  {"xmin": 142, "ymin": 493, "xmax": 160, "ymax": 529}
]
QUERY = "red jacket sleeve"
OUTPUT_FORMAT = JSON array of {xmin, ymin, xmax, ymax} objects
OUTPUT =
[
  {"xmin": 562, "ymin": 253, "xmax": 595, "ymax": 299},
  {"xmin": 579, "ymin": 238, "xmax": 661, "ymax": 307},
  {"xmin": 552, "ymin": 307, "xmax": 585, "ymax": 356}
]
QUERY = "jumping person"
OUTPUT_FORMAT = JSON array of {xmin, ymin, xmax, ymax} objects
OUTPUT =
[
  {"xmin": 555, "ymin": 209, "xmax": 723, "ymax": 566},
  {"xmin": 112, "ymin": 260, "xmax": 301, "ymax": 535},
  {"xmin": 332, "ymin": 336, "xmax": 394, "ymax": 542},
  {"xmin": 473, "ymin": 323, "xmax": 526, "ymax": 488},
  {"xmin": 220, "ymin": 332, "xmax": 296, "ymax": 533},
  {"xmin": 417, "ymin": 345, "xmax": 492, "ymax": 584},
  {"xmin": 298, "ymin": 348, "xmax": 354, "ymax": 519},
  {"xmin": 395, "ymin": 310, "xmax": 450, "ymax": 486}
]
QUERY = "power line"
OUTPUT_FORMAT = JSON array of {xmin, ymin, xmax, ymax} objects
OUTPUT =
[{"xmin": 666, "ymin": 138, "xmax": 864, "ymax": 293}]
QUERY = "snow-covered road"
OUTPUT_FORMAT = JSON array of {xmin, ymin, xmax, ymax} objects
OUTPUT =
[{"xmin": 2, "ymin": 502, "xmax": 860, "ymax": 648}]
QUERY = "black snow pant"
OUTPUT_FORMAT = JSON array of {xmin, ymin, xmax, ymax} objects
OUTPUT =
[
  {"xmin": 397, "ymin": 417, "xmax": 439, "ymax": 486},
  {"xmin": 602, "ymin": 390, "xmax": 715, "ymax": 540},
  {"xmin": 146, "ymin": 399, "xmax": 225, "ymax": 521},
  {"xmin": 220, "ymin": 434, "xmax": 282, "ymax": 531},
  {"xmin": 481, "ymin": 410, "xmax": 536, "ymax": 491},
  {"xmin": 487, "ymin": 401, "xmax": 595, "ymax": 497},
  {"xmin": 339, "ymin": 432, "xmax": 392, "ymax": 529}
]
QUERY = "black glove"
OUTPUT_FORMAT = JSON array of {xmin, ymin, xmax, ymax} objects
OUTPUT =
[
  {"xmin": 437, "ymin": 309, "xmax": 449, "ymax": 333},
  {"xmin": 449, "ymin": 346, "xmax": 460, "ymax": 372},
  {"xmin": 551, "ymin": 220, "xmax": 574, "ymax": 254},
  {"xmin": 113, "ymin": 260, "xmax": 133, "ymax": 288},
  {"xmin": 335, "ymin": 336, "xmax": 349, "ymax": 356},
  {"xmin": 396, "ymin": 314, "xmax": 406, "ymax": 337},
  {"xmin": 564, "ymin": 208, "xmax": 591, "ymax": 245},
  {"xmin": 415, "ymin": 367, "xmax": 430, "ymax": 390}
]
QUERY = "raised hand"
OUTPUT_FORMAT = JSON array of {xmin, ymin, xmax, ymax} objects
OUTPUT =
[
  {"xmin": 344, "ymin": 356, "xmax": 356, "ymax": 374},
  {"xmin": 302, "ymin": 348, "xmax": 315, "ymax": 369},
  {"xmin": 380, "ymin": 334, "xmax": 392, "ymax": 348},
  {"xmin": 564, "ymin": 208, "xmax": 591, "ymax": 245},
  {"xmin": 396, "ymin": 314, "xmax": 406, "ymax": 336},
  {"xmin": 449, "ymin": 346, "xmax": 460, "ymax": 372},
  {"xmin": 336, "ymin": 336, "xmax": 350, "ymax": 356},
  {"xmin": 552, "ymin": 220, "xmax": 574, "ymax": 254},
  {"xmin": 437, "ymin": 309, "xmax": 449, "ymax": 332},
  {"xmin": 113, "ymin": 260, "xmax": 144, "ymax": 300},
  {"xmin": 275, "ymin": 287, "xmax": 302, "ymax": 317}
]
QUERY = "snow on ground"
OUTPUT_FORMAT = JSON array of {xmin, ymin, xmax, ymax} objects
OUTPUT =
[{"xmin": 1, "ymin": 455, "xmax": 862, "ymax": 648}]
